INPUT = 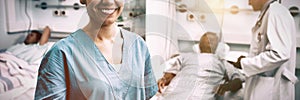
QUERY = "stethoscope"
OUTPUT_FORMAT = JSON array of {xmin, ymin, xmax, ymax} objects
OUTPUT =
[
  {"xmin": 253, "ymin": 0, "xmax": 276, "ymax": 42},
  {"xmin": 254, "ymin": 0, "xmax": 276, "ymax": 28}
]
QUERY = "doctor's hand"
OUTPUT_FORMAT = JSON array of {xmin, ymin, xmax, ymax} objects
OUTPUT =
[
  {"xmin": 227, "ymin": 56, "xmax": 246, "ymax": 69},
  {"xmin": 157, "ymin": 73, "xmax": 175, "ymax": 93},
  {"xmin": 214, "ymin": 78, "xmax": 243, "ymax": 96}
]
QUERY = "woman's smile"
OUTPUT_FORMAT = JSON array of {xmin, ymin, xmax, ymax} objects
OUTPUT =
[{"xmin": 100, "ymin": 8, "xmax": 119, "ymax": 15}]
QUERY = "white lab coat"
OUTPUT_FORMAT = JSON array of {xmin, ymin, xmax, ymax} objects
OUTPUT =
[{"xmin": 240, "ymin": 1, "xmax": 298, "ymax": 100}]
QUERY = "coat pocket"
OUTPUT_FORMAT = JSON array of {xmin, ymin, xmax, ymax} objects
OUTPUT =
[
  {"xmin": 282, "ymin": 68, "xmax": 298, "ymax": 84},
  {"xmin": 250, "ymin": 76, "xmax": 274, "ymax": 100}
]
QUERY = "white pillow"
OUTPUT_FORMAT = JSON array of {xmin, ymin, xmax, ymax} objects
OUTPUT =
[
  {"xmin": 215, "ymin": 42, "xmax": 230, "ymax": 59},
  {"xmin": 192, "ymin": 43, "xmax": 200, "ymax": 53}
]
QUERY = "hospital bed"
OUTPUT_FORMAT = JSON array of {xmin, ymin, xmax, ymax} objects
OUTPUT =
[
  {"xmin": 150, "ymin": 41, "xmax": 247, "ymax": 100},
  {"xmin": 0, "ymin": 37, "xmax": 56, "ymax": 99}
]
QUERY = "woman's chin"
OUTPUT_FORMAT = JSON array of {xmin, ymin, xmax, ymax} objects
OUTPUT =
[{"xmin": 102, "ymin": 19, "xmax": 116, "ymax": 26}]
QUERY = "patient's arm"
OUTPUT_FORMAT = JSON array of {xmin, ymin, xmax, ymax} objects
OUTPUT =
[
  {"xmin": 157, "ymin": 54, "xmax": 182, "ymax": 93},
  {"xmin": 39, "ymin": 26, "xmax": 51, "ymax": 45},
  {"xmin": 214, "ymin": 78, "xmax": 243, "ymax": 96},
  {"xmin": 157, "ymin": 73, "xmax": 176, "ymax": 93},
  {"xmin": 223, "ymin": 60, "xmax": 246, "ymax": 82},
  {"xmin": 214, "ymin": 60, "xmax": 244, "ymax": 96}
]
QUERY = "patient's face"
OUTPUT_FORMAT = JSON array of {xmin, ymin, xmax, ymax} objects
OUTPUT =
[{"xmin": 24, "ymin": 32, "xmax": 40, "ymax": 44}]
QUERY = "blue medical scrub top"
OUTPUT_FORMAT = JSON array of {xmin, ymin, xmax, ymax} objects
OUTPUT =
[{"xmin": 35, "ymin": 29, "xmax": 158, "ymax": 100}]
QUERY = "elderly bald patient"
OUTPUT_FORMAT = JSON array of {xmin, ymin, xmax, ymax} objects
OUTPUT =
[{"xmin": 157, "ymin": 32, "xmax": 243, "ymax": 100}]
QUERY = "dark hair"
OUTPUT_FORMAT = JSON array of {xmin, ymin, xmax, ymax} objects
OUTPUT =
[
  {"xmin": 31, "ymin": 30, "xmax": 41, "ymax": 34},
  {"xmin": 30, "ymin": 30, "xmax": 42, "ymax": 42}
]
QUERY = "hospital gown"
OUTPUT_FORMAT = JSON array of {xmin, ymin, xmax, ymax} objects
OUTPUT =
[
  {"xmin": 34, "ymin": 29, "xmax": 158, "ymax": 100},
  {"xmin": 160, "ymin": 53, "xmax": 243, "ymax": 100}
]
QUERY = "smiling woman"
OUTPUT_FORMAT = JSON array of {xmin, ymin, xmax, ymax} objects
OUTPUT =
[{"xmin": 34, "ymin": 0, "xmax": 158, "ymax": 100}]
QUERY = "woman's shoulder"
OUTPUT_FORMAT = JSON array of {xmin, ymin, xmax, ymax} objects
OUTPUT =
[
  {"xmin": 121, "ymin": 29, "xmax": 143, "ymax": 41},
  {"xmin": 121, "ymin": 28, "xmax": 146, "ymax": 46},
  {"xmin": 51, "ymin": 37, "xmax": 74, "ymax": 50},
  {"xmin": 47, "ymin": 30, "xmax": 81, "ymax": 53},
  {"xmin": 53, "ymin": 29, "xmax": 85, "ymax": 47}
]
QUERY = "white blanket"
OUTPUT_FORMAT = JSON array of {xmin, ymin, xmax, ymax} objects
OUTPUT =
[
  {"xmin": 0, "ymin": 42, "xmax": 55, "ymax": 100},
  {"xmin": 6, "ymin": 42, "xmax": 54, "ymax": 64},
  {"xmin": 0, "ymin": 52, "xmax": 39, "ymax": 99}
]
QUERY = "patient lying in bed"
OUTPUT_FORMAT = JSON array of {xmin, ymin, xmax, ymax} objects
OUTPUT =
[
  {"xmin": 0, "ymin": 26, "xmax": 53, "ymax": 99},
  {"xmin": 156, "ymin": 32, "xmax": 244, "ymax": 100},
  {"xmin": 5, "ymin": 26, "xmax": 53, "ymax": 64}
]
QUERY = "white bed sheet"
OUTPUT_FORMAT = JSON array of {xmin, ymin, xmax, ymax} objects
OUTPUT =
[{"xmin": 0, "ymin": 42, "xmax": 55, "ymax": 100}]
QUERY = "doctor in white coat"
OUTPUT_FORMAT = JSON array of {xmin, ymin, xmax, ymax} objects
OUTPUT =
[{"xmin": 229, "ymin": 0, "xmax": 298, "ymax": 100}]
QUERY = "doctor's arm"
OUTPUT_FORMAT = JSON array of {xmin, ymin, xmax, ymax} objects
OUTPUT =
[{"xmin": 240, "ymin": 11, "xmax": 295, "ymax": 77}]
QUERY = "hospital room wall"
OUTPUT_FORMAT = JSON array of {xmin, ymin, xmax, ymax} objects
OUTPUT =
[
  {"xmin": 1, "ymin": 0, "xmax": 299, "ymax": 68},
  {"xmin": 0, "ymin": 0, "xmax": 147, "ymax": 49},
  {"xmin": 146, "ymin": 0, "xmax": 300, "ymax": 78},
  {"xmin": 29, "ymin": 0, "xmax": 87, "ymax": 33},
  {"xmin": 0, "ymin": 0, "xmax": 27, "ymax": 50},
  {"xmin": 0, "ymin": 0, "xmax": 86, "ymax": 49}
]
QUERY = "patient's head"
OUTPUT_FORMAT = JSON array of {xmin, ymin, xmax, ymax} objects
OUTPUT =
[
  {"xmin": 24, "ymin": 30, "xmax": 42, "ymax": 45},
  {"xmin": 199, "ymin": 32, "xmax": 219, "ymax": 54}
]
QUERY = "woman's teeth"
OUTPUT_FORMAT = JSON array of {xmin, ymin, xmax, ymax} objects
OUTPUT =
[{"xmin": 101, "ymin": 9, "xmax": 115, "ymax": 14}]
